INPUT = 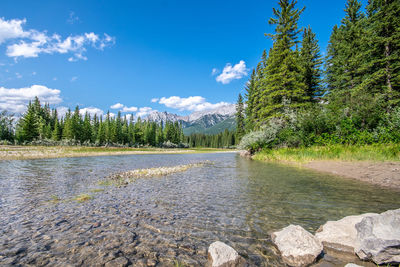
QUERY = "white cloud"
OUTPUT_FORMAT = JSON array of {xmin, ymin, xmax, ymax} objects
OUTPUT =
[
  {"xmin": 151, "ymin": 98, "xmax": 159, "ymax": 103},
  {"xmin": 79, "ymin": 107, "xmax": 104, "ymax": 117},
  {"xmin": 110, "ymin": 103, "xmax": 124, "ymax": 109},
  {"xmin": 67, "ymin": 11, "xmax": 80, "ymax": 25},
  {"xmin": 0, "ymin": 17, "xmax": 115, "ymax": 61},
  {"xmin": 70, "ymin": 76, "xmax": 78, "ymax": 82},
  {"xmin": 122, "ymin": 106, "xmax": 138, "ymax": 112},
  {"xmin": 211, "ymin": 68, "xmax": 219, "ymax": 76},
  {"xmin": 215, "ymin": 60, "xmax": 248, "ymax": 84},
  {"xmin": 136, "ymin": 107, "xmax": 154, "ymax": 118},
  {"xmin": 0, "ymin": 18, "xmax": 29, "ymax": 44},
  {"xmin": 15, "ymin": 72, "xmax": 22, "ymax": 78},
  {"xmin": 0, "ymin": 84, "xmax": 62, "ymax": 113},
  {"xmin": 56, "ymin": 106, "xmax": 69, "ymax": 118},
  {"xmin": 157, "ymin": 96, "xmax": 230, "ymax": 112}
]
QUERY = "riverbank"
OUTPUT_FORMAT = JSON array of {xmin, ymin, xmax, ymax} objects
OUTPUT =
[
  {"xmin": 0, "ymin": 145, "xmax": 233, "ymax": 160},
  {"xmin": 252, "ymin": 144, "xmax": 400, "ymax": 191}
]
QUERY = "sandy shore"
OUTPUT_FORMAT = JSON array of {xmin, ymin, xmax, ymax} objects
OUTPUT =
[
  {"xmin": 303, "ymin": 160, "xmax": 400, "ymax": 191},
  {"xmin": 0, "ymin": 145, "xmax": 233, "ymax": 160}
]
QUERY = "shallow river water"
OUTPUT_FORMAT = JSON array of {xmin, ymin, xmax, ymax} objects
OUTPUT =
[{"xmin": 0, "ymin": 152, "xmax": 399, "ymax": 266}]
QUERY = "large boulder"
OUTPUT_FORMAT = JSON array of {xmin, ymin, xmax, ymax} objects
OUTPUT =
[
  {"xmin": 271, "ymin": 225, "xmax": 323, "ymax": 267},
  {"xmin": 207, "ymin": 241, "xmax": 247, "ymax": 267},
  {"xmin": 355, "ymin": 208, "xmax": 400, "ymax": 265},
  {"xmin": 315, "ymin": 213, "xmax": 378, "ymax": 254}
]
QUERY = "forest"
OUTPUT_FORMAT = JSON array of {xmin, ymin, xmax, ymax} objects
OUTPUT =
[
  {"xmin": 237, "ymin": 0, "xmax": 400, "ymax": 153},
  {"xmin": 0, "ymin": 97, "xmax": 237, "ymax": 148},
  {"xmin": 1, "ymin": 0, "xmax": 399, "ymax": 150}
]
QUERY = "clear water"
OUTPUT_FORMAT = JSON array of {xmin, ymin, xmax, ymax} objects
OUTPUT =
[{"xmin": 0, "ymin": 153, "xmax": 399, "ymax": 266}]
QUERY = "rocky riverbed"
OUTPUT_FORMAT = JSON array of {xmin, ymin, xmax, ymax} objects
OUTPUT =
[{"xmin": 1, "ymin": 153, "xmax": 399, "ymax": 266}]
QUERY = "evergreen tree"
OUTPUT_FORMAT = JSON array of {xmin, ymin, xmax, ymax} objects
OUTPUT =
[
  {"xmin": 259, "ymin": 0, "xmax": 307, "ymax": 120},
  {"xmin": 82, "ymin": 112, "xmax": 92, "ymax": 143},
  {"xmin": 97, "ymin": 116, "xmax": 106, "ymax": 144},
  {"xmin": 244, "ymin": 69, "xmax": 257, "ymax": 131},
  {"xmin": 18, "ymin": 102, "xmax": 39, "ymax": 142},
  {"xmin": 52, "ymin": 119, "xmax": 62, "ymax": 141},
  {"xmin": 300, "ymin": 26, "xmax": 323, "ymax": 100},
  {"xmin": 358, "ymin": 0, "xmax": 400, "ymax": 106},
  {"xmin": 236, "ymin": 93, "xmax": 245, "ymax": 140},
  {"xmin": 326, "ymin": 0, "xmax": 365, "ymax": 105}
]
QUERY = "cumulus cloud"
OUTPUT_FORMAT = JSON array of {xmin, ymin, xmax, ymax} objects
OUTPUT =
[
  {"xmin": 0, "ymin": 84, "xmax": 62, "ymax": 113},
  {"xmin": 79, "ymin": 107, "xmax": 104, "ymax": 117},
  {"xmin": 215, "ymin": 60, "xmax": 248, "ymax": 84},
  {"xmin": 0, "ymin": 17, "xmax": 115, "ymax": 61},
  {"xmin": 54, "ymin": 106, "xmax": 68, "ymax": 118},
  {"xmin": 151, "ymin": 98, "xmax": 159, "ymax": 103},
  {"xmin": 136, "ymin": 107, "xmax": 154, "ymax": 118},
  {"xmin": 110, "ymin": 103, "xmax": 124, "ymax": 109},
  {"xmin": 157, "ymin": 96, "xmax": 230, "ymax": 112},
  {"xmin": 211, "ymin": 68, "xmax": 218, "ymax": 76},
  {"xmin": 0, "ymin": 18, "xmax": 29, "ymax": 44},
  {"xmin": 122, "ymin": 106, "xmax": 138, "ymax": 112}
]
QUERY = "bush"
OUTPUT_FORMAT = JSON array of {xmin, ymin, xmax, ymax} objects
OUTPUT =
[{"xmin": 161, "ymin": 141, "xmax": 178, "ymax": 148}]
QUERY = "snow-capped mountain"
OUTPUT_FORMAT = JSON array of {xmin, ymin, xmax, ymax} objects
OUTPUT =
[{"xmin": 144, "ymin": 104, "xmax": 237, "ymax": 134}]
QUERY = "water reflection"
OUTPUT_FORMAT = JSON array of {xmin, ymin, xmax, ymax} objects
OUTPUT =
[{"xmin": 0, "ymin": 153, "xmax": 399, "ymax": 266}]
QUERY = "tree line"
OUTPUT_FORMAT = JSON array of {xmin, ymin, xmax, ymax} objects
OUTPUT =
[
  {"xmin": 0, "ymin": 97, "xmax": 238, "ymax": 148},
  {"xmin": 237, "ymin": 0, "xmax": 400, "ymax": 152},
  {"xmin": 6, "ymin": 97, "xmax": 185, "ymax": 147}
]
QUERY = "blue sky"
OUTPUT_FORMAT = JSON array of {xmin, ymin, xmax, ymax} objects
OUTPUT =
[{"xmin": 0, "ymin": 0, "xmax": 368, "ymax": 118}]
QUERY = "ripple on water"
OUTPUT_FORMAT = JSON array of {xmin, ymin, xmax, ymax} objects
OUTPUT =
[{"xmin": 0, "ymin": 153, "xmax": 399, "ymax": 266}]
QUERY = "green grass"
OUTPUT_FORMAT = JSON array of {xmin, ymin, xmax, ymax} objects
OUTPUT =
[
  {"xmin": 90, "ymin": 188, "xmax": 105, "ymax": 193},
  {"xmin": 73, "ymin": 193, "xmax": 93, "ymax": 203},
  {"xmin": 253, "ymin": 144, "xmax": 400, "ymax": 163}
]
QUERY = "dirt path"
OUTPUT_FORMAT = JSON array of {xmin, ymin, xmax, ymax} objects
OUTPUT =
[{"xmin": 304, "ymin": 161, "xmax": 400, "ymax": 191}]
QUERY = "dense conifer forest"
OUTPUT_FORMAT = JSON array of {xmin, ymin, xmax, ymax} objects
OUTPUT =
[
  {"xmin": 237, "ymin": 0, "xmax": 400, "ymax": 152},
  {"xmin": 0, "ymin": 97, "xmax": 237, "ymax": 148}
]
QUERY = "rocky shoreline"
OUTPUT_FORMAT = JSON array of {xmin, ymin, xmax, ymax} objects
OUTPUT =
[{"xmin": 209, "ymin": 208, "xmax": 400, "ymax": 267}]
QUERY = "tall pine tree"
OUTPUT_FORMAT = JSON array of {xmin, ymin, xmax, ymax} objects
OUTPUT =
[
  {"xmin": 259, "ymin": 0, "xmax": 307, "ymax": 120},
  {"xmin": 300, "ymin": 26, "xmax": 323, "ymax": 101}
]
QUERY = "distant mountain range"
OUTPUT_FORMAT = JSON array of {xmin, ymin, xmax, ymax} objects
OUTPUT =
[{"xmin": 145, "ymin": 104, "xmax": 237, "ymax": 135}]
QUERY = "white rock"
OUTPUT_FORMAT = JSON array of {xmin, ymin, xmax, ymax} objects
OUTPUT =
[
  {"xmin": 207, "ymin": 241, "xmax": 246, "ymax": 267},
  {"xmin": 315, "ymin": 213, "xmax": 378, "ymax": 254},
  {"xmin": 355, "ymin": 208, "xmax": 400, "ymax": 264},
  {"xmin": 271, "ymin": 225, "xmax": 323, "ymax": 267}
]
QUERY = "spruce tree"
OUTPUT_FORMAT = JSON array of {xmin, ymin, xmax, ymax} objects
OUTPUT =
[
  {"xmin": 18, "ymin": 102, "xmax": 39, "ymax": 141},
  {"xmin": 236, "ymin": 93, "xmax": 245, "ymax": 140},
  {"xmin": 244, "ymin": 69, "xmax": 257, "ymax": 131},
  {"xmin": 259, "ymin": 0, "xmax": 307, "ymax": 120},
  {"xmin": 326, "ymin": 0, "xmax": 365, "ymax": 105},
  {"xmin": 300, "ymin": 26, "xmax": 323, "ymax": 101},
  {"xmin": 358, "ymin": 0, "xmax": 400, "ymax": 106}
]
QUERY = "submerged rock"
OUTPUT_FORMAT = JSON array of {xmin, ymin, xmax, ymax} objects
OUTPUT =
[
  {"xmin": 355, "ymin": 208, "xmax": 400, "ymax": 265},
  {"xmin": 271, "ymin": 225, "xmax": 323, "ymax": 267},
  {"xmin": 239, "ymin": 150, "xmax": 252, "ymax": 158},
  {"xmin": 344, "ymin": 264, "xmax": 363, "ymax": 267},
  {"xmin": 207, "ymin": 241, "xmax": 247, "ymax": 267},
  {"xmin": 315, "ymin": 213, "xmax": 378, "ymax": 254}
]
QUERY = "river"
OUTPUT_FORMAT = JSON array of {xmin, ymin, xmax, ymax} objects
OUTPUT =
[{"xmin": 1, "ymin": 152, "xmax": 399, "ymax": 266}]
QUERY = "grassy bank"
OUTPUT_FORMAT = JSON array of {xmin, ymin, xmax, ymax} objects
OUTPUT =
[
  {"xmin": 252, "ymin": 144, "xmax": 400, "ymax": 163},
  {"xmin": 0, "ymin": 145, "xmax": 234, "ymax": 160}
]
